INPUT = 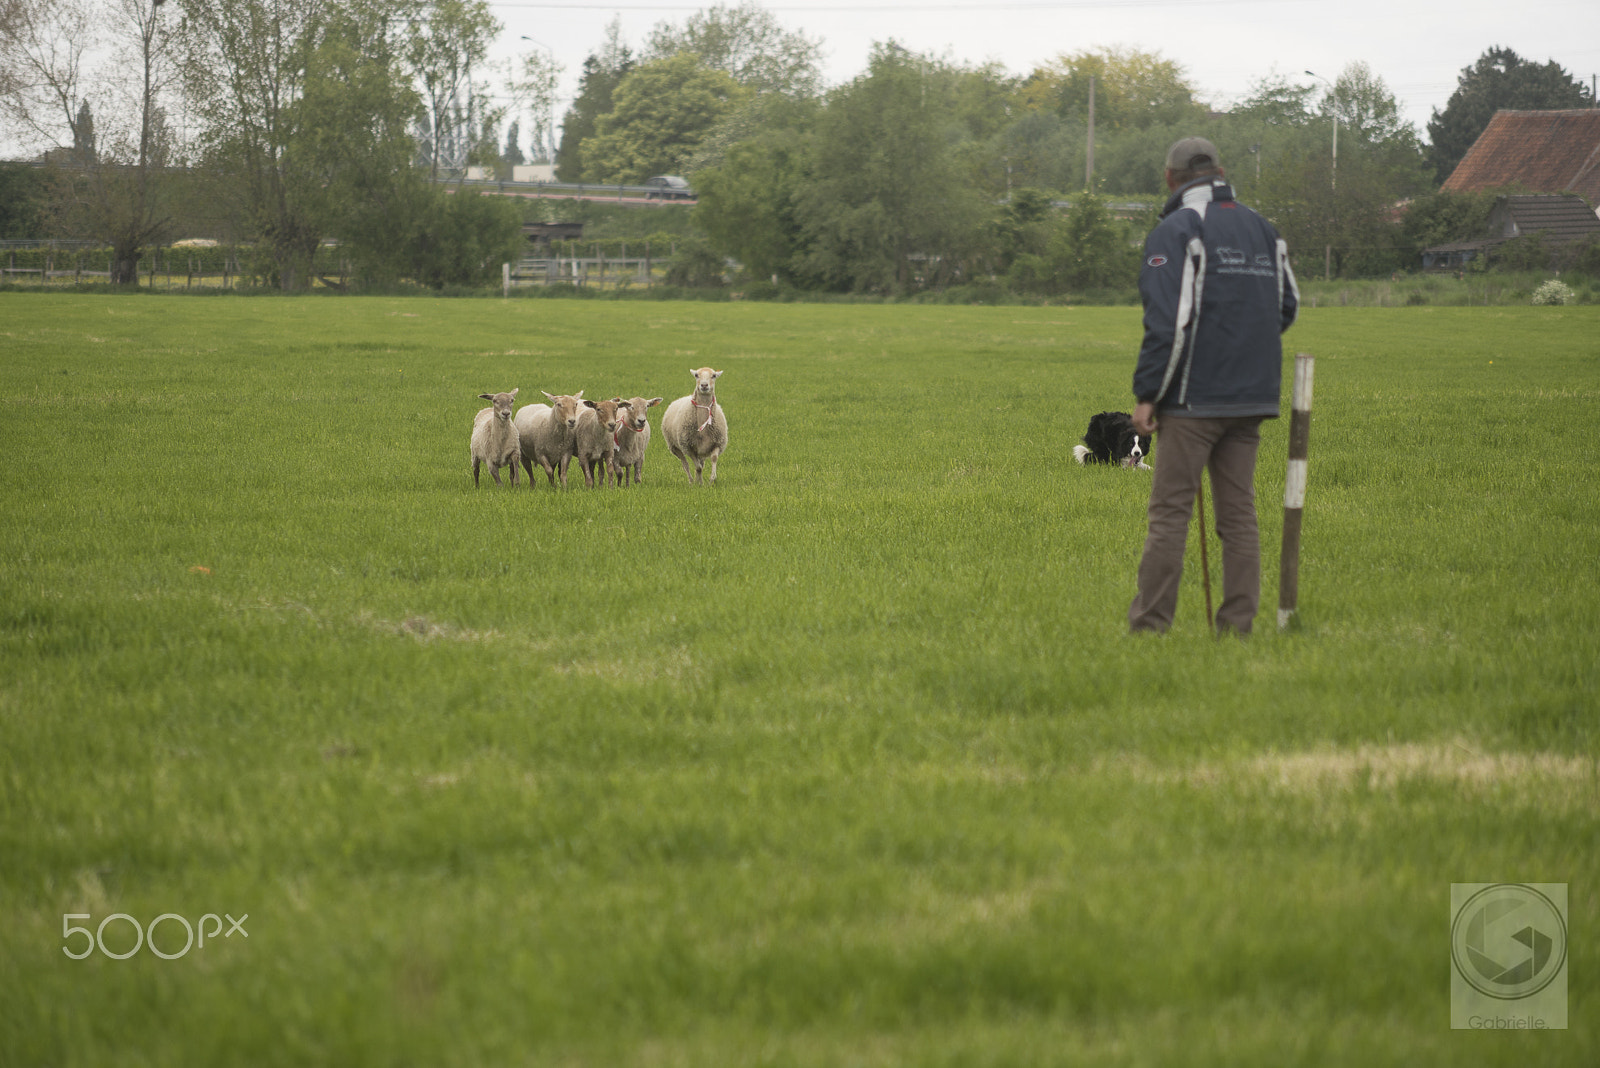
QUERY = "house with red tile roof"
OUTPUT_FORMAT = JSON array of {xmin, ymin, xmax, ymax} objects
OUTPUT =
[
  {"xmin": 1442, "ymin": 109, "xmax": 1600, "ymax": 208},
  {"xmin": 1422, "ymin": 110, "xmax": 1600, "ymax": 268}
]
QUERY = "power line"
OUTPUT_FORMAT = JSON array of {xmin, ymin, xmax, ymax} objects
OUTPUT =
[{"xmin": 487, "ymin": 0, "xmax": 1313, "ymax": 10}]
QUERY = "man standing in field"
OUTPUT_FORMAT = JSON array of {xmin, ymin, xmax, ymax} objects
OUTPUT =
[{"xmin": 1128, "ymin": 137, "xmax": 1299, "ymax": 635}]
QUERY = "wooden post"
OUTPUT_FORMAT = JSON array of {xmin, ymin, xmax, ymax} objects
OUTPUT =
[
  {"xmin": 1278, "ymin": 352, "xmax": 1315, "ymax": 630},
  {"xmin": 502, "ymin": 261, "xmax": 510, "ymax": 297},
  {"xmin": 1085, "ymin": 75, "xmax": 1095, "ymax": 190}
]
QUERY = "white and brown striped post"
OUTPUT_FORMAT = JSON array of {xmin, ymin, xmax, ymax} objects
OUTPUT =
[{"xmin": 1278, "ymin": 352, "xmax": 1314, "ymax": 630}]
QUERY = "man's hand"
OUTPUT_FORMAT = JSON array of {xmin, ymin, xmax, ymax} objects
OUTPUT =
[{"xmin": 1132, "ymin": 401, "xmax": 1158, "ymax": 435}]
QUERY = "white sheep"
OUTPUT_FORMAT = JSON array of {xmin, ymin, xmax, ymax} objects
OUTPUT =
[
  {"xmin": 609, "ymin": 395, "xmax": 662, "ymax": 486},
  {"xmin": 573, "ymin": 398, "xmax": 624, "ymax": 488},
  {"xmin": 661, "ymin": 367, "xmax": 728, "ymax": 484},
  {"xmin": 515, "ymin": 390, "xmax": 585, "ymax": 489},
  {"xmin": 470, "ymin": 389, "xmax": 520, "ymax": 487}
]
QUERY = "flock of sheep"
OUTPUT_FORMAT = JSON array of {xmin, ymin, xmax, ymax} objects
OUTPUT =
[{"xmin": 471, "ymin": 367, "xmax": 728, "ymax": 489}]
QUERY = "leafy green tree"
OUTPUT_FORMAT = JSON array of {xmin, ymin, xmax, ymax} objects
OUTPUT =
[
  {"xmin": 555, "ymin": 18, "xmax": 631, "ymax": 181},
  {"xmin": 179, "ymin": 0, "xmax": 435, "ymax": 291},
  {"xmin": 1400, "ymin": 188, "xmax": 1499, "ymax": 249},
  {"xmin": 1021, "ymin": 47, "xmax": 1206, "ymax": 131},
  {"xmin": 1323, "ymin": 61, "xmax": 1414, "ymax": 146},
  {"xmin": 502, "ymin": 119, "xmax": 524, "ymax": 167},
  {"xmin": 287, "ymin": 16, "xmax": 426, "ymax": 287},
  {"xmin": 991, "ymin": 110, "xmax": 1083, "ymax": 196},
  {"xmin": 643, "ymin": 0, "xmax": 821, "ymax": 97},
  {"xmin": 405, "ymin": 189, "xmax": 524, "ymax": 288},
  {"xmin": 0, "ymin": 161, "xmax": 51, "ymax": 237},
  {"xmin": 580, "ymin": 53, "xmax": 741, "ymax": 183},
  {"xmin": 1057, "ymin": 193, "xmax": 1144, "ymax": 289},
  {"xmin": 1426, "ymin": 47, "xmax": 1595, "ymax": 182},
  {"xmin": 692, "ymin": 127, "xmax": 811, "ymax": 282},
  {"xmin": 1090, "ymin": 122, "xmax": 1193, "ymax": 195},
  {"xmin": 994, "ymin": 187, "xmax": 1054, "ymax": 267},
  {"xmin": 1249, "ymin": 63, "xmax": 1430, "ymax": 277},
  {"xmin": 795, "ymin": 44, "xmax": 992, "ymax": 292},
  {"xmin": 177, "ymin": 0, "xmax": 324, "ymax": 289},
  {"xmin": 679, "ymin": 84, "xmax": 815, "ymax": 173},
  {"xmin": 1232, "ymin": 74, "xmax": 1316, "ymax": 127}
]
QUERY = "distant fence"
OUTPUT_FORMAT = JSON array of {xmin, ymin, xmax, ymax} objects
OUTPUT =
[
  {"xmin": 2, "ymin": 244, "xmax": 292, "ymax": 290},
  {"xmin": 504, "ymin": 241, "xmax": 680, "ymax": 292}
]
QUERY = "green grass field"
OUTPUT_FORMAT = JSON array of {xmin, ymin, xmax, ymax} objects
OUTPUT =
[{"xmin": 1, "ymin": 294, "xmax": 1595, "ymax": 1065}]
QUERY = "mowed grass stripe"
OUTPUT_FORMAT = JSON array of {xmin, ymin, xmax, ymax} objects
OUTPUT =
[{"xmin": 1, "ymin": 295, "xmax": 1596, "ymax": 1065}]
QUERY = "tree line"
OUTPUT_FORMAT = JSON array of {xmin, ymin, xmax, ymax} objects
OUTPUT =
[{"xmin": 3, "ymin": 0, "xmax": 1595, "ymax": 294}]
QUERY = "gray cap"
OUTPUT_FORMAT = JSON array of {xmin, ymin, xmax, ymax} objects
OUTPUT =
[{"xmin": 1165, "ymin": 136, "xmax": 1220, "ymax": 173}]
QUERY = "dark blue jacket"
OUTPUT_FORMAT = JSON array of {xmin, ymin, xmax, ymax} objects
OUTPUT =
[{"xmin": 1133, "ymin": 178, "xmax": 1298, "ymax": 418}]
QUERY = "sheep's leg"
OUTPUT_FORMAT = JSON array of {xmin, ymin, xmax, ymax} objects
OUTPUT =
[
  {"xmin": 707, "ymin": 450, "xmax": 720, "ymax": 484},
  {"xmin": 541, "ymin": 461, "xmax": 557, "ymax": 487},
  {"xmin": 490, "ymin": 465, "xmax": 503, "ymax": 486},
  {"xmin": 473, "ymin": 459, "xmax": 482, "ymax": 487},
  {"xmin": 679, "ymin": 455, "xmax": 697, "ymax": 483},
  {"xmin": 521, "ymin": 454, "xmax": 535, "ymax": 484},
  {"xmin": 509, "ymin": 460, "xmax": 518, "ymax": 488}
]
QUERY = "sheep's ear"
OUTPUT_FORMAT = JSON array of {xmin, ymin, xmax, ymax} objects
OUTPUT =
[
  {"xmin": 617, "ymin": 400, "xmax": 632, "ymax": 409},
  {"xmin": 479, "ymin": 393, "xmax": 494, "ymax": 401},
  {"xmin": 583, "ymin": 399, "xmax": 597, "ymax": 409},
  {"xmin": 712, "ymin": 369, "xmax": 724, "ymax": 379},
  {"xmin": 508, "ymin": 388, "xmax": 518, "ymax": 398},
  {"xmin": 573, "ymin": 390, "xmax": 584, "ymax": 400},
  {"xmin": 648, "ymin": 397, "xmax": 663, "ymax": 407},
  {"xmin": 611, "ymin": 397, "xmax": 623, "ymax": 404},
  {"xmin": 542, "ymin": 391, "xmax": 555, "ymax": 401}
]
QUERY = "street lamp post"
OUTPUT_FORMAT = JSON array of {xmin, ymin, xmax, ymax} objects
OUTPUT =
[
  {"xmin": 1304, "ymin": 70, "xmax": 1337, "ymax": 191},
  {"xmin": 1305, "ymin": 70, "xmax": 1339, "ymax": 281}
]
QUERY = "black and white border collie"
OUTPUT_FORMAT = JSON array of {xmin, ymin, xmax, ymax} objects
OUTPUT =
[{"xmin": 1073, "ymin": 411, "xmax": 1152, "ymax": 469}]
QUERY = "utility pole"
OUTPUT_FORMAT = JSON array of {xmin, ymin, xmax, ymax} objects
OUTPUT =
[
  {"xmin": 1085, "ymin": 75, "xmax": 1095, "ymax": 190},
  {"xmin": 1305, "ymin": 71, "xmax": 1337, "ymax": 190}
]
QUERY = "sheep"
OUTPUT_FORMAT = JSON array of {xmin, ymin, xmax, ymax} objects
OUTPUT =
[
  {"xmin": 515, "ymin": 390, "xmax": 585, "ymax": 489},
  {"xmin": 470, "ymin": 389, "xmax": 520, "ymax": 487},
  {"xmin": 609, "ymin": 395, "xmax": 663, "ymax": 486},
  {"xmin": 572, "ymin": 397, "xmax": 624, "ymax": 488},
  {"xmin": 661, "ymin": 367, "xmax": 728, "ymax": 484}
]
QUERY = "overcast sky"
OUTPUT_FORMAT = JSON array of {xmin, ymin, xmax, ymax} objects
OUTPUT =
[{"xmin": 488, "ymin": 0, "xmax": 1600, "ymax": 138}]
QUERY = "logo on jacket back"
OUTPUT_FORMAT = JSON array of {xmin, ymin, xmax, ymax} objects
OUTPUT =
[{"xmin": 1146, "ymin": 254, "xmax": 1168, "ymax": 268}]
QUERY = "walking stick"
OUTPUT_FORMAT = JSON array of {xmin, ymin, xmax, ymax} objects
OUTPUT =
[{"xmin": 1197, "ymin": 475, "xmax": 1214, "ymax": 630}]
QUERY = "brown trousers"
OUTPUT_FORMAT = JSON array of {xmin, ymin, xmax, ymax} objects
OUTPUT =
[{"xmin": 1128, "ymin": 416, "xmax": 1265, "ymax": 634}]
